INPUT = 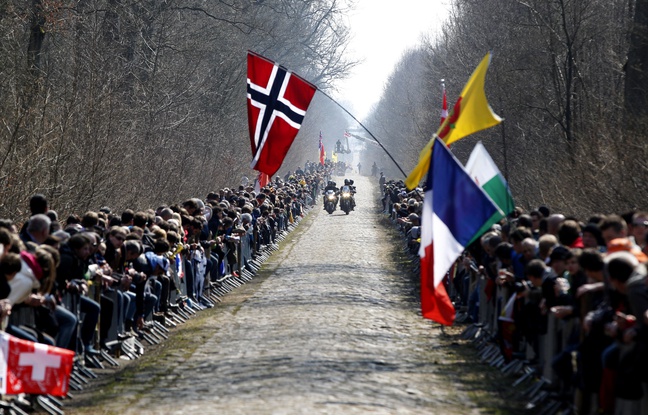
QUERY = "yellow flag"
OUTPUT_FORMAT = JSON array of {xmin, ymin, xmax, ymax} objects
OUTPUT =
[
  {"xmin": 332, "ymin": 152, "xmax": 338, "ymax": 163},
  {"xmin": 405, "ymin": 53, "xmax": 502, "ymax": 189}
]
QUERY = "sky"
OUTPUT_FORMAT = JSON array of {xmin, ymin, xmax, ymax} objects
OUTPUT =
[{"xmin": 334, "ymin": 0, "xmax": 451, "ymax": 120}]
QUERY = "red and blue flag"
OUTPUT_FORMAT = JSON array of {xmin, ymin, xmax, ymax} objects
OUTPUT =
[{"xmin": 419, "ymin": 137, "xmax": 500, "ymax": 325}]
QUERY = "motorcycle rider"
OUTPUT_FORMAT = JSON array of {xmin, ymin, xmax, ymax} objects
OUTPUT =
[
  {"xmin": 322, "ymin": 181, "xmax": 339, "ymax": 209},
  {"xmin": 339, "ymin": 179, "xmax": 356, "ymax": 211}
]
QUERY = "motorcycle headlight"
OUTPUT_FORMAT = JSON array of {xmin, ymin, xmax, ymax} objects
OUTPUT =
[{"xmin": 327, "ymin": 195, "xmax": 336, "ymax": 201}]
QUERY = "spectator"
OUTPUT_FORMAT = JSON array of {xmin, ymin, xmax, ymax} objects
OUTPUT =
[
  {"xmin": 599, "ymin": 214, "xmax": 629, "ymax": 246},
  {"xmin": 582, "ymin": 223, "xmax": 605, "ymax": 251},
  {"xmin": 538, "ymin": 234, "xmax": 558, "ymax": 263},
  {"xmin": 547, "ymin": 214, "xmax": 566, "ymax": 236},
  {"xmin": 22, "ymin": 213, "xmax": 51, "ymax": 249},
  {"xmin": 630, "ymin": 211, "xmax": 648, "ymax": 249},
  {"xmin": 57, "ymin": 233, "xmax": 101, "ymax": 354},
  {"xmin": 557, "ymin": 219, "xmax": 584, "ymax": 248}
]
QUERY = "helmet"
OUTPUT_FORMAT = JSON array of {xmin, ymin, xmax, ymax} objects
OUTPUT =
[{"xmin": 344, "ymin": 179, "xmax": 350, "ymax": 185}]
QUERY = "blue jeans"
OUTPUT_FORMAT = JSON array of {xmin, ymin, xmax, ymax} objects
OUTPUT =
[
  {"xmin": 53, "ymin": 305, "xmax": 77, "ymax": 350},
  {"xmin": 124, "ymin": 290, "xmax": 136, "ymax": 322},
  {"xmin": 80, "ymin": 296, "xmax": 100, "ymax": 348}
]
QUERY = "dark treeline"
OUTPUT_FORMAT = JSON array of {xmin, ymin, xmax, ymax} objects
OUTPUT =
[
  {"xmin": 364, "ymin": 0, "xmax": 648, "ymax": 218},
  {"xmin": 0, "ymin": 0, "xmax": 355, "ymax": 220}
]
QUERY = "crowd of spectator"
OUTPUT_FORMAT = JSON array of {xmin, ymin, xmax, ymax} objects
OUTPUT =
[
  {"xmin": 0, "ymin": 163, "xmax": 330, "ymax": 412},
  {"xmin": 381, "ymin": 176, "xmax": 648, "ymax": 415}
]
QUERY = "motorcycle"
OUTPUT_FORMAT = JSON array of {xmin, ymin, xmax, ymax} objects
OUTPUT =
[
  {"xmin": 339, "ymin": 185, "xmax": 353, "ymax": 215},
  {"xmin": 324, "ymin": 190, "xmax": 337, "ymax": 214}
]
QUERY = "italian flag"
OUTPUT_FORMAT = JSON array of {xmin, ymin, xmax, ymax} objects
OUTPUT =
[{"xmin": 465, "ymin": 141, "xmax": 515, "ymax": 244}]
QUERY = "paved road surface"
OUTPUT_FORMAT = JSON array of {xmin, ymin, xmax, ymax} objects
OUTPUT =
[{"xmin": 69, "ymin": 175, "xmax": 481, "ymax": 415}]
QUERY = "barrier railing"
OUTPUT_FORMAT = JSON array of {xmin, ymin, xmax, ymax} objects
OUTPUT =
[
  {"xmin": 380, "ymin": 186, "xmax": 648, "ymax": 415},
  {"xmin": 1, "ymin": 194, "xmax": 316, "ymax": 414}
]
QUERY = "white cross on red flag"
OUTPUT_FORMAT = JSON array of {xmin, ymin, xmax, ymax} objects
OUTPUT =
[
  {"xmin": 247, "ymin": 51, "xmax": 317, "ymax": 177},
  {"xmin": 0, "ymin": 332, "xmax": 74, "ymax": 396}
]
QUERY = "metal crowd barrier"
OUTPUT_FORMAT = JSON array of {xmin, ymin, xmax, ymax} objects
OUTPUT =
[
  {"xmin": 0, "ymin": 205, "xmax": 313, "ymax": 415},
  {"xmin": 461, "ymin": 278, "xmax": 648, "ymax": 415}
]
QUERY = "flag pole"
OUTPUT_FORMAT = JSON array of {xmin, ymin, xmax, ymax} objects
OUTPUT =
[
  {"xmin": 498, "ymin": 98, "xmax": 514, "ymax": 219},
  {"xmin": 317, "ymin": 90, "xmax": 408, "ymax": 178}
]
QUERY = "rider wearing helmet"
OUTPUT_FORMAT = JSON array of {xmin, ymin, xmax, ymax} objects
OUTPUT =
[
  {"xmin": 340, "ymin": 179, "xmax": 356, "ymax": 211},
  {"xmin": 323, "ymin": 181, "xmax": 339, "ymax": 209}
]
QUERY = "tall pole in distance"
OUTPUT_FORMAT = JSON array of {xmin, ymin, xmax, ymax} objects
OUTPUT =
[{"xmin": 317, "ymin": 90, "xmax": 408, "ymax": 179}]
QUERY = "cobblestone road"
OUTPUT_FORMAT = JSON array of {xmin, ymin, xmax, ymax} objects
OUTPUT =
[{"xmin": 69, "ymin": 175, "xmax": 483, "ymax": 415}]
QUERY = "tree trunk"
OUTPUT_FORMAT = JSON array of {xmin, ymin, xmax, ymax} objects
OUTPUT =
[
  {"xmin": 27, "ymin": 0, "xmax": 46, "ymax": 76},
  {"xmin": 624, "ymin": 0, "xmax": 648, "ymax": 120}
]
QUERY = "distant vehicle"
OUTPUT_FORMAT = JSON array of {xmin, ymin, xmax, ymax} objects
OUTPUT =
[
  {"xmin": 324, "ymin": 190, "xmax": 337, "ymax": 214},
  {"xmin": 339, "ymin": 185, "xmax": 353, "ymax": 215}
]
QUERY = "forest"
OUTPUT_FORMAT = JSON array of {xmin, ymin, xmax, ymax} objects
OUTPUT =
[
  {"xmin": 1, "ymin": 0, "xmax": 648, "ymax": 220},
  {"xmin": 365, "ymin": 0, "xmax": 648, "ymax": 217},
  {"xmin": 0, "ymin": 0, "xmax": 354, "ymax": 219}
]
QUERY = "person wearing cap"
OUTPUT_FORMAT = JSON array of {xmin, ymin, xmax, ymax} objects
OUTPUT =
[{"xmin": 629, "ymin": 211, "xmax": 648, "ymax": 249}]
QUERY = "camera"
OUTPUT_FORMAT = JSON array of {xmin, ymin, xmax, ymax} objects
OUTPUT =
[{"xmin": 513, "ymin": 280, "xmax": 531, "ymax": 293}]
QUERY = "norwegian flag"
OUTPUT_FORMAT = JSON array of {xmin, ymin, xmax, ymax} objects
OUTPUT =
[
  {"xmin": 247, "ymin": 52, "xmax": 317, "ymax": 176},
  {"xmin": 319, "ymin": 131, "xmax": 325, "ymax": 165},
  {"xmin": 0, "ymin": 332, "xmax": 74, "ymax": 396},
  {"xmin": 440, "ymin": 82, "xmax": 448, "ymax": 126}
]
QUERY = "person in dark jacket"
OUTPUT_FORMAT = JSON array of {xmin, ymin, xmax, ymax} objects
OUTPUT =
[{"xmin": 56, "ymin": 233, "xmax": 101, "ymax": 353}]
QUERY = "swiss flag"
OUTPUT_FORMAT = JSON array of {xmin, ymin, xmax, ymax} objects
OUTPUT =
[
  {"xmin": 247, "ymin": 51, "xmax": 317, "ymax": 177},
  {"xmin": 0, "ymin": 332, "xmax": 74, "ymax": 396}
]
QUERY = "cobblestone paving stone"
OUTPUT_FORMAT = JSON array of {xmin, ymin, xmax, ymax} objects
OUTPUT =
[{"xmin": 68, "ymin": 175, "xmax": 482, "ymax": 415}]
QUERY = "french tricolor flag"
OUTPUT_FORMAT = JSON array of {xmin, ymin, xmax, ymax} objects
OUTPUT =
[{"xmin": 419, "ymin": 137, "xmax": 501, "ymax": 325}]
